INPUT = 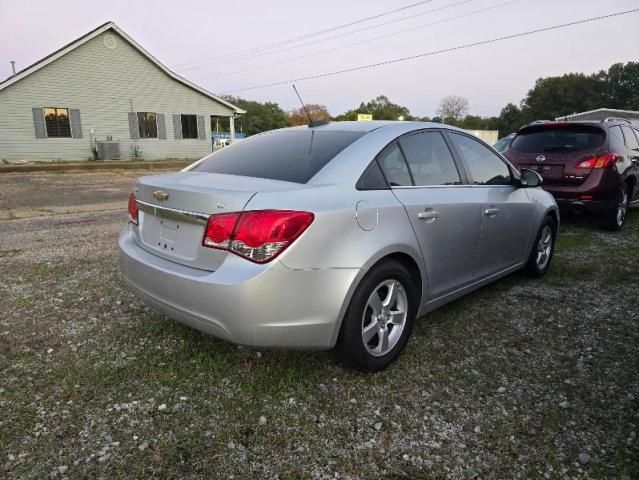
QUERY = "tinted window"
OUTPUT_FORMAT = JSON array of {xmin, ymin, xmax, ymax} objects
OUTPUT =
[
  {"xmin": 357, "ymin": 161, "xmax": 388, "ymax": 190},
  {"xmin": 622, "ymin": 126, "xmax": 639, "ymax": 150},
  {"xmin": 192, "ymin": 129, "xmax": 365, "ymax": 183},
  {"xmin": 450, "ymin": 133, "xmax": 511, "ymax": 185},
  {"xmin": 512, "ymin": 125, "xmax": 605, "ymax": 153},
  {"xmin": 378, "ymin": 143, "xmax": 412, "ymax": 186},
  {"xmin": 399, "ymin": 131, "xmax": 461, "ymax": 186}
]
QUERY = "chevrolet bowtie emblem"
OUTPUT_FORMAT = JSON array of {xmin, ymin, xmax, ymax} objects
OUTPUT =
[{"xmin": 153, "ymin": 190, "xmax": 169, "ymax": 202}]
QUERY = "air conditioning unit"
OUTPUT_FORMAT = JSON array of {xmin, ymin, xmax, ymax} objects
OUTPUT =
[{"xmin": 96, "ymin": 141, "xmax": 120, "ymax": 160}]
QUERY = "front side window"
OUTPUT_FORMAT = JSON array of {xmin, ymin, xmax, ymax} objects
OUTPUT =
[
  {"xmin": 450, "ymin": 132, "xmax": 511, "ymax": 185},
  {"xmin": 44, "ymin": 107, "xmax": 71, "ymax": 138},
  {"xmin": 399, "ymin": 131, "xmax": 461, "ymax": 186},
  {"xmin": 377, "ymin": 143, "xmax": 412, "ymax": 187},
  {"xmin": 181, "ymin": 114, "xmax": 198, "ymax": 139},
  {"xmin": 137, "ymin": 112, "xmax": 158, "ymax": 139}
]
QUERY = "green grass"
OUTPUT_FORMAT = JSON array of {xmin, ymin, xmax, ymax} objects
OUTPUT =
[{"xmin": 1, "ymin": 211, "xmax": 638, "ymax": 478}]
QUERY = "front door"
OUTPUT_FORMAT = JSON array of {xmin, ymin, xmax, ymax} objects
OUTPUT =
[{"xmin": 447, "ymin": 132, "xmax": 533, "ymax": 278}]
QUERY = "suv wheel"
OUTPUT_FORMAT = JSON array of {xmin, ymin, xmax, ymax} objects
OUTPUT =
[
  {"xmin": 602, "ymin": 186, "xmax": 629, "ymax": 231},
  {"xmin": 525, "ymin": 216, "xmax": 557, "ymax": 277},
  {"xmin": 335, "ymin": 260, "xmax": 417, "ymax": 372}
]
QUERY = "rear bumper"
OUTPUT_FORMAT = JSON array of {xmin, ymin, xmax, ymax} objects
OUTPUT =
[
  {"xmin": 118, "ymin": 229, "xmax": 359, "ymax": 349},
  {"xmin": 555, "ymin": 198, "xmax": 609, "ymax": 214}
]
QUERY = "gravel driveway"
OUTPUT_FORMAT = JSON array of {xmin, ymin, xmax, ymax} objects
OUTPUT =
[{"xmin": 1, "ymin": 170, "xmax": 637, "ymax": 479}]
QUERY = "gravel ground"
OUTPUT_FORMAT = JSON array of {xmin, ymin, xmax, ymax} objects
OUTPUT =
[{"xmin": 1, "ymin": 170, "xmax": 638, "ymax": 479}]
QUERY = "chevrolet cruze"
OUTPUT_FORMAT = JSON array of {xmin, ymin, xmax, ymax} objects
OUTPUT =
[{"xmin": 119, "ymin": 121, "xmax": 559, "ymax": 371}]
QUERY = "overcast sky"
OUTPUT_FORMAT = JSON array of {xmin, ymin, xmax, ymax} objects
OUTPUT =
[{"xmin": 1, "ymin": 0, "xmax": 637, "ymax": 118}]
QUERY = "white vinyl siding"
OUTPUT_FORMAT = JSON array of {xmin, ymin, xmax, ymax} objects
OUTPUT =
[{"xmin": 0, "ymin": 30, "xmax": 234, "ymax": 161}]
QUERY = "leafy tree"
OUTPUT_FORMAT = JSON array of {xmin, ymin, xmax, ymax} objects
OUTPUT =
[
  {"xmin": 521, "ymin": 73, "xmax": 605, "ymax": 121},
  {"xmin": 602, "ymin": 62, "xmax": 639, "ymax": 110},
  {"xmin": 495, "ymin": 103, "xmax": 526, "ymax": 135},
  {"xmin": 436, "ymin": 95, "xmax": 469, "ymax": 124},
  {"xmin": 288, "ymin": 104, "xmax": 332, "ymax": 126},
  {"xmin": 221, "ymin": 96, "xmax": 289, "ymax": 136},
  {"xmin": 335, "ymin": 95, "xmax": 414, "ymax": 121}
]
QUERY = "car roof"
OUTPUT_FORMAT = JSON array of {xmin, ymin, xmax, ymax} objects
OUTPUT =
[{"xmin": 286, "ymin": 120, "xmax": 454, "ymax": 134}]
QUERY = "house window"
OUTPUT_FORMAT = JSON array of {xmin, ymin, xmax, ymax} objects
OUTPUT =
[
  {"xmin": 181, "ymin": 114, "xmax": 198, "ymax": 139},
  {"xmin": 44, "ymin": 107, "xmax": 71, "ymax": 138},
  {"xmin": 137, "ymin": 112, "xmax": 158, "ymax": 138}
]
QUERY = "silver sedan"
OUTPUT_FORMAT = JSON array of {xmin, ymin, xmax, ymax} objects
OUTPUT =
[{"xmin": 119, "ymin": 121, "xmax": 558, "ymax": 371}]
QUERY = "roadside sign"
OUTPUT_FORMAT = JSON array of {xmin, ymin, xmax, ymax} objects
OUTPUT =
[{"xmin": 357, "ymin": 114, "xmax": 373, "ymax": 122}]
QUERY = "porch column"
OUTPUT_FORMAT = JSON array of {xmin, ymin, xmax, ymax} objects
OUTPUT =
[{"xmin": 229, "ymin": 115, "xmax": 235, "ymax": 144}]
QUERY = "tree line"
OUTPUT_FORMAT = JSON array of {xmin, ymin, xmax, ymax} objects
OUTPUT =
[{"xmin": 223, "ymin": 61, "xmax": 638, "ymax": 137}]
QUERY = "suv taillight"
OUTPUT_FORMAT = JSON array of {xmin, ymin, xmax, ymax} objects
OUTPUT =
[
  {"xmin": 202, "ymin": 210, "xmax": 314, "ymax": 263},
  {"xmin": 128, "ymin": 193, "xmax": 139, "ymax": 225},
  {"xmin": 576, "ymin": 153, "xmax": 620, "ymax": 170}
]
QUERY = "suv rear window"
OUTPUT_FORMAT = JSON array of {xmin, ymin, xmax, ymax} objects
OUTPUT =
[
  {"xmin": 511, "ymin": 124, "xmax": 605, "ymax": 153},
  {"xmin": 191, "ymin": 129, "xmax": 366, "ymax": 183}
]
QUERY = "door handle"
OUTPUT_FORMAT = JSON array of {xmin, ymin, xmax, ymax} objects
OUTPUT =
[
  {"xmin": 417, "ymin": 209, "xmax": 440, "ymax": 221},
  {"xmin": 484, "ymin": 208, "xmax": 500, "ymax": 216}
]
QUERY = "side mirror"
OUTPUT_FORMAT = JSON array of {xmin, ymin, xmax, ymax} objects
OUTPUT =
[{"xmin": 519, "ymin": 168, "xmax": 543, "ymax": 188}]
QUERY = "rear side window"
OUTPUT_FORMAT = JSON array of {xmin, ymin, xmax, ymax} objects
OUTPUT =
[
  {"xmin": 399, "ymin": 131, "xmax": 461, "ymax": 186},
  {"xmin": 378, "ymin": 143, "xmax": 412, "ymax": 186},
  {"xmin": 449, "ymin": 132, "xmax": 511, "ymax": 186},
  {"xmin": 622, "ymin": 126, "xmax": 639, "ymax": 150},
  {"xmin": 512, "ymin": 124, "xmax": 605, "ymax": 153},
  {"xmin": 191, "ymin": 129, "xmax": 365, "ymax": 183}
]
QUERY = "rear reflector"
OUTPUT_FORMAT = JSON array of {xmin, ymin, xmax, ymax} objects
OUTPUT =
[
  {"xmin": 203, "ymin": 210, "xmax": 314, "ymax": 263},
  {"xmin": 576, "ymin": 153, "xmax": 620, "ymax": 170},
  {"xmin": 128, "ymin": 193, "xmax": 139, "ymax": 225}
]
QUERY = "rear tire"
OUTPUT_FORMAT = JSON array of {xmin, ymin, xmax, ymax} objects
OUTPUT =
[
  {"xmin": 335, "ymin": 259, "xmax": 417, "ymax": 372},
  {"xmin": 601, "ymin": 186, "xmax": 629, "ymax": 231},
  {"xmin": 525, "ymin": 216, "xmax": 557, "ymax": 277}
]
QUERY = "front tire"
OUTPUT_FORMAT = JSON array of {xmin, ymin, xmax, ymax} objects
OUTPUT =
[
  {"xmin": 525, "ymin": 216, "xmax": 557, "ymax": 277},
  {"xmin": 335, "ymin": 260, "xmax": 417, "ymax": 372}
]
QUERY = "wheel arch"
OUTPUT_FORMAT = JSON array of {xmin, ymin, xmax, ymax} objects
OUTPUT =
[{"xmin": 329, "ymin": 246, "xmax": 426, "ymax": 347}]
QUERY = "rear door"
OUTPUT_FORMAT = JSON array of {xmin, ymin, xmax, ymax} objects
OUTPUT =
[
  {"xmin": 447, "ymin": 132, "xmax": 533, "ymax": 278},
  {"xmin": 379, "ymin": 131, "xmax": 481, "ymax": 299}
]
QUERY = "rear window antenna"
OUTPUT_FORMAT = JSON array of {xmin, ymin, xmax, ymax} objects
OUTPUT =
[{"xmin": 292, "ymin": 84, "xmax": 328, "ymax": 128}]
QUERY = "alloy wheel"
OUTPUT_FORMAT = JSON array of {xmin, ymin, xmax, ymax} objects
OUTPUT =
[
  {"xmin": 536, "ymin": 225, "xmax": 553, "ymax": 270},
  {"xmin": 361, "ymin": 279, "xmax": 408, "ymax": 357},
  {"xmin": 617, "ymin": 190, "xmax": 628, "ymax": 227}
]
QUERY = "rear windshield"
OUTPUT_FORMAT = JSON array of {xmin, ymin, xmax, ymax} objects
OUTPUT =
[
  {"xmin": 191, "ymin": 129, "xmax": 366, "ymax": 183},
  {"xmin": 511, "ymin": 125, "xmax": 605, "ymax": 153}
]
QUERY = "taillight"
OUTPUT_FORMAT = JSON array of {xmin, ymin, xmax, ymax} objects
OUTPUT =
[
  {"xmin": 576, "ymin": 153, "xmax": 620, "ymax": 170},
  {"xmin": 128, "ymin": 193, "xmax": 139, "ymax": 225},
  {"xmin": 202, "ymin": 210, "xmax": 314, "ymax": 263}
]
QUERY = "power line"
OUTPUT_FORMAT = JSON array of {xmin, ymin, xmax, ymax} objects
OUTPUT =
[
  {"xmin": 220, "ymin": 8, "xmax": 639, "ymax": 94},
  {"xmin": 208, "ymin": 0, "xmax": 519, "ymax": 81},
  {"xmin": 172, "ymin": 0, "xmax": 436, "ymax": 69},
  {"xmin": 178, "ymin": 0, "xmax": 475, "ymax": 73}
]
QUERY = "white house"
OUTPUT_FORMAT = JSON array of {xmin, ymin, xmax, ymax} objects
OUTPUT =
[{"xmin": 0, "ymin": 22, "xmax": 244, "ymax": 162}]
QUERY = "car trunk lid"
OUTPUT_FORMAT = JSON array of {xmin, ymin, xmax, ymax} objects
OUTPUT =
[{"xmin": 132, "ymin": 172, "xmax": 301, "ymax": 271}]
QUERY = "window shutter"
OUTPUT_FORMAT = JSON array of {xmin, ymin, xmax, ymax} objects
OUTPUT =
[
  {"xmin": 157, "ymin": 113, "xmax": 166, "ymax": 140},
  {"xmin": 197, "ymin": 115, "xmax": 206, "ymax": 140},
  {"xmin": 173, "ymin": 115, "xmax": 183, "ymax": 140},
  {"xmin": 128, "ymin": 112, "xmax": 139, "ymax": 139},
  {"xmin": 32, "ymin": 107, "xmax": 46, "ymax": 139},
  {"xmin": 70, "ymin": 109, "xmax": 83, "ymax": 139}
]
